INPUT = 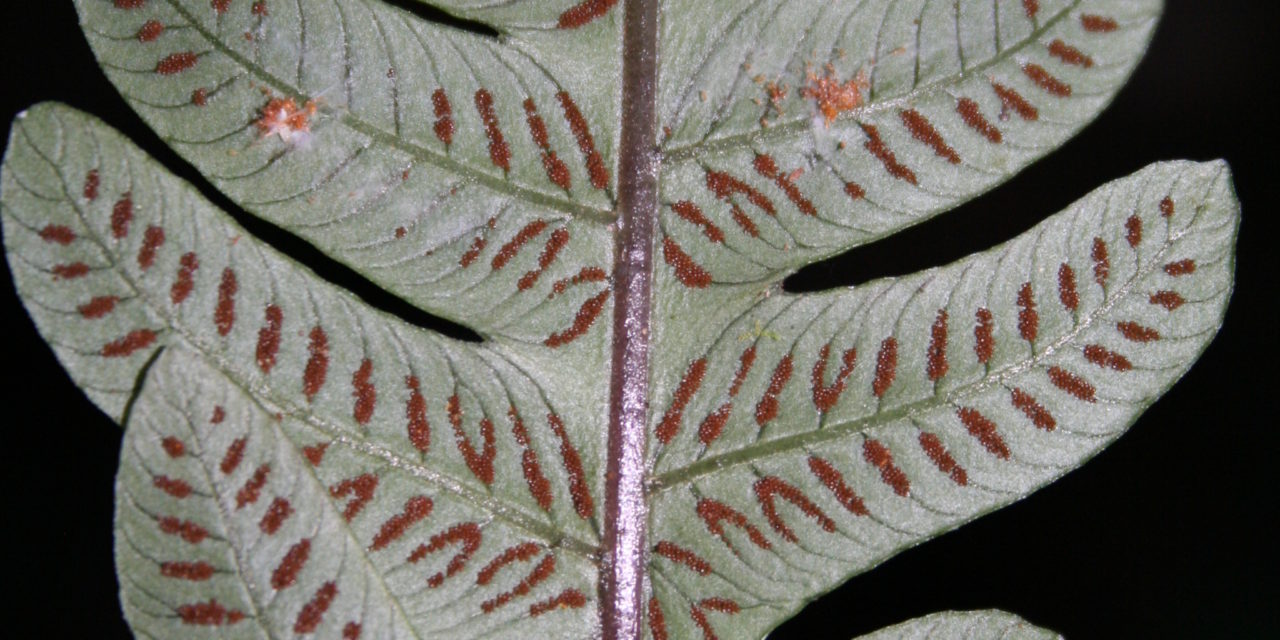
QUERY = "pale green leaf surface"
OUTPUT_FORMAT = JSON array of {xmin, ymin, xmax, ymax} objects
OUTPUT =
[
  {"xmin": 117, "ymin": 345, "xmax": 599, "ymax": 639},
  {"xmin": 659, "ymin": 0, "xmax": 1160, "ymax": 284},
  {"xmin": 399, "ymin": 0, "xmax": 620, "ymax": 31},
  {"xmin": 3, "ymin": 104, "xmax": 609, "ymax": 637},
  {"xmin": 75, "ymin": 0, "xmax": 619, "ymax": 339},
  {"xmin": 74, "ymin": 0, "xmax": 1161, "ymax": 331},
  {"xmin": 644, "ymin": 160, "xmax": 1236, "ymax": 639},
  {"xmin": 853, "ymin": 610, "xmax": 1061, "ymax": 639},
  {"xmin": 0, "ymin": 1, "xmax": 1242, "ymax": 639}
]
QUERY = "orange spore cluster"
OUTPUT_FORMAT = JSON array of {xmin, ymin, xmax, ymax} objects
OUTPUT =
[
  {"xmin": 752, "ymin": 76, "xmax": 791, "ymax": 125},
  {"xmin": 800, "ymin": 64, "xmax": 869, "ymax": 125},
  {"xmin": 254, "ymin": 96, "xmax": 317, "ymax": 143}
]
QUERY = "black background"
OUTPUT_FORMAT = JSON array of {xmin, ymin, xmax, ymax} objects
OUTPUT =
[{"xmin": 1, "ymin": 2, "xmax": 1275, "ymax": 638}]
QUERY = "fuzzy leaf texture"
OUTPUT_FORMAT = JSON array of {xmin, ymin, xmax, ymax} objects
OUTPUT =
[
  {"xmin": 0, "ymin": 0, "xmax": 1239, "ymax": 639},
  {"xmin": 852, "ymin": 610, "xmax": 1061, "ymax": 639}
]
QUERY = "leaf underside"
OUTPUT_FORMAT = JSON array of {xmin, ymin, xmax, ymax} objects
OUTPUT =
[
  {"xmin": 0, "ymin": 0, "xmax": 1239, "ymax": 639},
  {"xmin": 853, "ymin": 610, "xmax": 1062, "ymax": 639}
]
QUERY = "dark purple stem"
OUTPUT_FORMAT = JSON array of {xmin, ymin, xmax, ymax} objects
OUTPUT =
[{"xmin": 601, "ymin": 0, "xmax": 659, "ymax": 638}]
